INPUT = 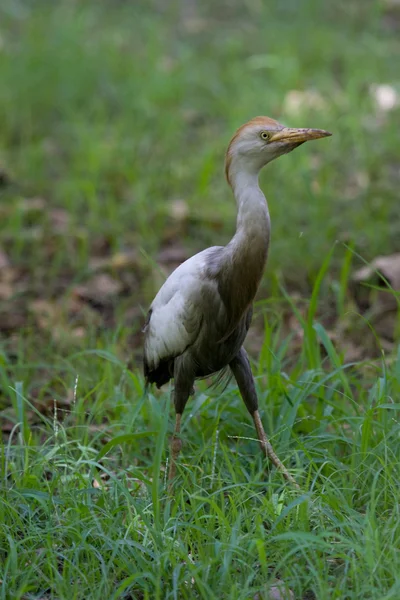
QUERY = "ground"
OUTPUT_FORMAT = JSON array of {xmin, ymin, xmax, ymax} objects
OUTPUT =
[{"xmin": 0, "ymin": 1, "xmax": 400, "ymax": 599}]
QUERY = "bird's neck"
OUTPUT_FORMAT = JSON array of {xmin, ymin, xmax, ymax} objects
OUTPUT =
[
  {"xmin": 232, "ymin": 169, "xmax": 270, "ymax": 239},
  {"xmin": 230, "ymin": 169, "xmax": 270, "ymax": 279},
  {"xmin": 220, "ymin": 169, "xmax": 271, "ymax": 327}
]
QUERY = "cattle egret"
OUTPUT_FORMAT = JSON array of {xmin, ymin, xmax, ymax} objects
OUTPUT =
[{"xmin": 143, "ymin": 116, "xmax": 331, "ymax": 488}]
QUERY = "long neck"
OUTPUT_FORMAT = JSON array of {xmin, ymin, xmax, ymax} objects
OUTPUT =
[
  {"xmin": 219, "ymin": 168, "xmax": 271, "ymax": 331},
  {"xmin": 230, "ymin": 170, "xmax": 271, "ymax": 264}
]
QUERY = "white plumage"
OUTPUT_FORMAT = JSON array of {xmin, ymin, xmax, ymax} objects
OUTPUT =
[{"xmin": 143, "ymin": 247, "xmax": 221, "ymax": 372}]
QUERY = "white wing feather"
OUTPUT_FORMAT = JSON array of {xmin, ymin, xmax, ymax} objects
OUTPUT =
[{"xmin": 144, "ymin": 249, "xmax": 217, "ymax": 371}]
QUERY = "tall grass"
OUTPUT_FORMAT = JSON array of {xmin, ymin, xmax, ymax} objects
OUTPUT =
[{"xmin": 1, "ymin": 288, "xmax": 400, "ymax": 598}]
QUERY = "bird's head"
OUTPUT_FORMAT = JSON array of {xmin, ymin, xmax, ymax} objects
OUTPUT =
[{"xmin": 225, "ymin": 116, "xmax": 331, "ymax": 187}]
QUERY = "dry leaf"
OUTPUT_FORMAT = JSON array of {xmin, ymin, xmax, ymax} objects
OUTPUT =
[
  {"xmin": 74, "ymin": 274, "xmax": 123, "ymax": 303},
  {"xmin": 268, "ymin": 585, "xmax": 295, "ymax": 600},
  {"xmin": 28, "ymin": 298, "xmax": 93, "ymax": 344},
  {"xmin": 110, "ymin": 251, "xmax": 139, "ymax": 270},
  {"xmin": 93, "ymin": 472, "xmax": 110, "ymax": 490},
  {"xmin": 18, "ymin": 197, "xmax": 47, "ymax": 212},
  {"xmin": 353, "ymin": 253, "xmax": 400, "ymax": 291},
  {"xmin": 370, "ymin": 84, "xmax": 399, "ymax": 112},
  {"xmin": 49, "ymin": 208, "xmax": 70, "ymax": 233},
  {"xmin": 254, "ymin": 579, "xmax": 295, "ymax": 600},
  {"xmin": 352, "ymin": 254, "xmax": 400, "ymax": 341},
  {"xmin": 342, "ymin": 340, "xmax": 365, "ymax": 363},
  {"xmin": 157, "ymin": 245, "xmax": 188, "ymax": 266},
  {"xmin": 89, "ymin": 256, "xmax": 113, "ymax": 271},
  {"xmin": 89, "ymin": 250, "xmax": 139, "ymax": 272},
  {"xmin": 169, "ymin": 199, "xmax": 189, "ymax": 221},
  {"xmin": 29, "ymin": 299, "xmax": 59, "ymax": 329},
  {"xmin": 283, "ymin": 89, "xmax": 326, "ymax": 115}
]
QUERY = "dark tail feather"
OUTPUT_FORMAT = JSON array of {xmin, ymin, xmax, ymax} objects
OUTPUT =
[{"xmin": 144, "ymin": 358, "xmax": 173, "ymax": 390}]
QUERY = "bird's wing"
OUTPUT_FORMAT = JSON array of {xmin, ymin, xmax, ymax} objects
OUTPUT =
[
  {"xmin": 143, "ymin": 248, "xmax": 221, "ymax": 374},
  {"xmin": 144, "ymin": 287, "xmax": 200, "ymax": 373}
]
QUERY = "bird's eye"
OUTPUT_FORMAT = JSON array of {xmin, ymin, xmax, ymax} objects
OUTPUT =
[{"xmin": 260, "ymin": 131, "xmax": 270, "ymax": 141}]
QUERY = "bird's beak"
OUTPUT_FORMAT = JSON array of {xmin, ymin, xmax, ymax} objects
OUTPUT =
[{"xmin": 269, "ymin": 127, "xmax": 332, "ymax": 144}]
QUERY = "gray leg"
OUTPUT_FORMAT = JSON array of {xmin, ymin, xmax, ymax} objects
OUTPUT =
[
  {"xmin": 168, "ymin": 360, "xmax": 194, "ymax": 489},
  {"xmin": 229, "ymin": 347, "xmax": 299, "ymax": 489}
]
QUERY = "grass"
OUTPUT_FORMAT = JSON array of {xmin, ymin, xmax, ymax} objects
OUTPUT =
[
  {"xmin": 1, "ymin": 0, "xmax": 400, "ymax": 598},
  {"xmin": 2, "ymin": 326, "xmax": 400, "ymax": 599}
]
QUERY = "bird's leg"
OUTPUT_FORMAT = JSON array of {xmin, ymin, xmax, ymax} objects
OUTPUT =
[
  {"xmin": 168, "ymin": 361, "xmax": 194, "ymax": 489},
  {"xmin": 229, "ymin": 347, "xmax": 299, "ymax": 489},
  {"xmin": 169, "ymin": 413, "xmax": 182, "ymax": 486}
]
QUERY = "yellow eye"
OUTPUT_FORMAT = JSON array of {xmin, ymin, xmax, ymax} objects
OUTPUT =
[{"xmin": 260, "ymin": 131, "xmax": 270, "ymax": 141}]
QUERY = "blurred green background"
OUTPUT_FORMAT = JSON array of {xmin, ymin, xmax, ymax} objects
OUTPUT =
[{"xmin": 0, "ymin": 0, "xmax": 399, "ymax": 384}]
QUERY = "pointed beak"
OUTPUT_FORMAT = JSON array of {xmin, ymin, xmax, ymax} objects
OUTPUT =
[{"xmin": 269, "ymin": 127, "xmax": 332, "ymax": 144}]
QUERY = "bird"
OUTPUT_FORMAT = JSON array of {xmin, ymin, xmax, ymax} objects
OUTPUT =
[{"xmin": 143, "ymin": 116, "xmax": 331, "ymax": 488}]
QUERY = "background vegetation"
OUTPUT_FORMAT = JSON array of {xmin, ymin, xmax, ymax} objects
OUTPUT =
[{"xmin": 0, "ymin": 0, "xmax": 399, "ymax": 598}]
